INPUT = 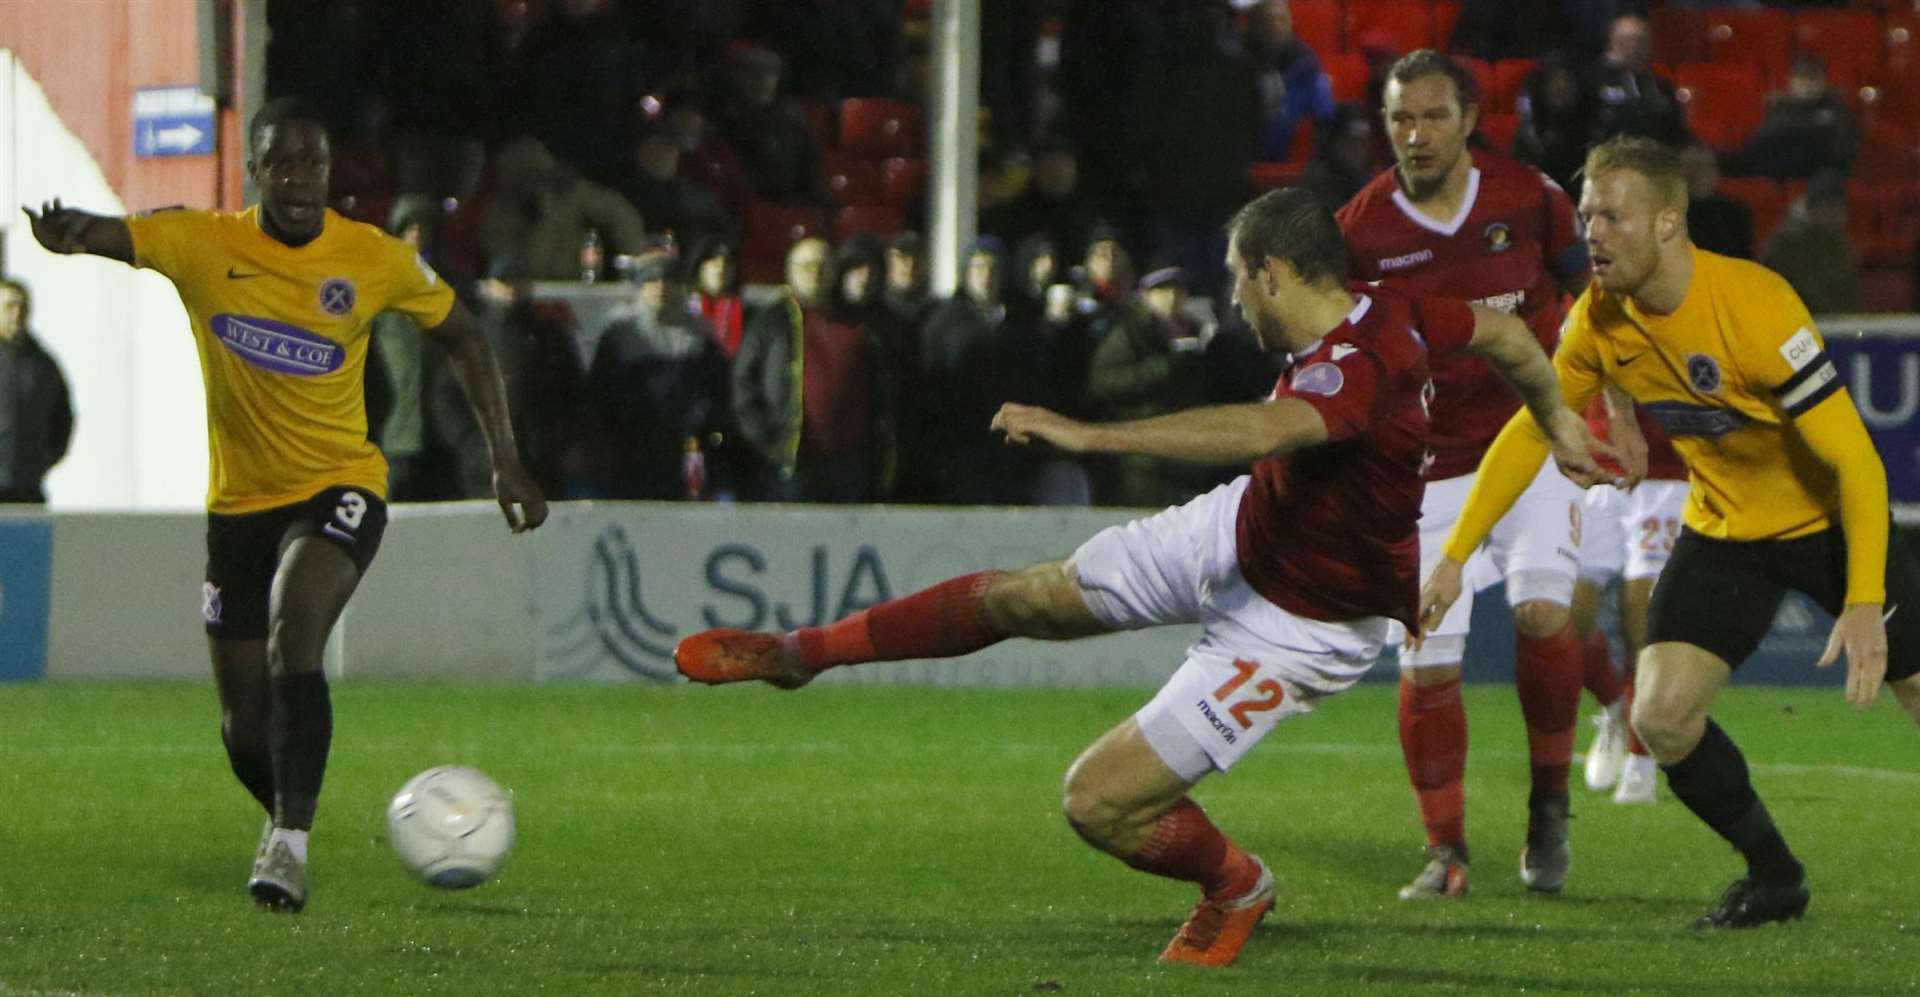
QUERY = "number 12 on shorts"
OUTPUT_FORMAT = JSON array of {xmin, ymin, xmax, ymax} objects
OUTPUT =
[{"xmin": 1213, "ymin": 659, "xmax": 1288, "ymax": 729}]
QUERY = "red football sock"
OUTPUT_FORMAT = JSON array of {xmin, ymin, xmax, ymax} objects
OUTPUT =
[
  {"xmin": 1118, "ymin": 797, "xmax": 1260, "ymax": 900},
  {"xmin": 1398, "ymin": 675, "xmax": 1468, "ymax": 848},
  {"xmin": 792, "ymin": 571, "xmax": 1006, "ymax": 671},
  {"xmin": 1581, "ymin": 628, "xmax": 1625, "ymax": 707},
  {"xmin": 1624, "ymin": 679, "xmax": 1649, "ymax": 756},
  {"xmin": 1516, "ymin": 623, "xmax": 1583, "ymax": 797}
]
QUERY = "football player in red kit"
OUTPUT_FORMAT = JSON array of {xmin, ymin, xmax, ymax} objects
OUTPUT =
[
  {"xmin": 676, "ymin": 189, "xmax": 1604, "ymax": 967},
  {"xmin": 1335, "ymin": 50, "xmax": 1613, "ymax": 899}
]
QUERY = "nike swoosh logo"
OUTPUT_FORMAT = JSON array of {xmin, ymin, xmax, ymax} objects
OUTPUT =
[
  {"xmin": 1617, "ymin": 353, "xmax": 1645, "ymax": 366},
  {"xmin": 1885, "ymin": 604, "xmax": 1899, "ymax": 623},
  {"xmin": 226, "ymin": 268, "xmax": 265, "ymax": 280}
]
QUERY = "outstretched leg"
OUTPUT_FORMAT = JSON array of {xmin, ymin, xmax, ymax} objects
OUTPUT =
[
  {"xmin": 676, "ymin": 560, "xmax": 1110, "ymax": 686},
  {"xmin": 1062, "ymin": 718, "xmax": 1272, "ymax": 967}
]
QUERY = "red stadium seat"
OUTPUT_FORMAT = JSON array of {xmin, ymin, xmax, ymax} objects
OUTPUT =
[
  {"xmin": 880, "ymin": 157, "xmax": 926, "ymax": 207},
  {"xmin": 840, "ymin": 98, "xmax": 924, "ymax": 157},
  {"xmin": 792, "ymin": 96, "xmax": 836, "ymax": 153},
  {"xmin": 1433, "ymin": 1, "xmax": 1463, "ymax": 50},
  {"xmin": 1794, "ymin": 10, "xmax": 1885, "ymax": 78},
  {"xmin": 836, "ymin": 204, "xmax": 904, "ymax": 240},
  {"xmin": 1855, "ymin": 121, "xmax": 1920, "ymax": 183},
  {"xmin": 1346, "ymin": 0, "xmax": 1435, "ymax": 54},
  {"xmin": 1323, "ymin": 52, "xmax": 1372, "ymax": 103},
  {"xmin": 823, "ymin": 152, "xmax": 886, "ymax": 206},
  {"xmin": 1847, "ymin": 180, "xmax": 1913, "ymax": 267},
  {"xmin": 1674, "ymin": 62, "xmax": 1768, "ymax": 150},
  {"xmin": 1862, "ymin": 64, "xmax": 1920, "ymax": 133},
  {"xmin": 1649, "ymin": 6, "xmax": 1707, "ymax": 66},
  {"xmin": 1458, "ymin": 57, "xmax": 1497, "ymax": 111},
  {"xmin": 1888, "ymin": 13, "xmax": 1920, "ymax": 72},
  {"xmin": 740, "ymin": 201, "xmax": 830, "ymax": 284},
  {"xmin": 1719, "ymin": 177, "xmax": 1788, "ymax": 246},
  {"xmin": 1290, "ymin": 0, "xmax": 1343, "ymax": 55},
  {"xmin": 1249, "ymin": 161, "xmax": 1310, "ymax": 193},
  {"xmin": 1476, "ymin": 112, "xmax": 1519, "ymax": 155},
  {"xmin": 1491, "ymin": 59, "xmax": 1536, "ymax": 116},
  {"xmin": 1705, "ymin": 10, "xmax": 1794, "ymax": 82}
]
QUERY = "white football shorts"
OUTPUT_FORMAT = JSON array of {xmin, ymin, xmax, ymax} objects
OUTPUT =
[
  {"xmin": 1068, "ymin": 476, "xmax": 1391, "ymax": 778},
  {"xmin": 1398, "ymin": 459, "xmax": 1583, "ymax": 667},
  {"xmin": 1578, "ymin": 479, "xmax": 1689, "ymax": 584}
]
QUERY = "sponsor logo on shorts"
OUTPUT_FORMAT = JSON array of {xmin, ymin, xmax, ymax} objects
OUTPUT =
[
  {"xmin": 201, "ymin": 582, "xmax": 222, "ymax": 625},
  {"xmin": 319, "ymin": 277, "xmax": 356, "ymax": 316},
  {"xmin": 210, "ymin": 314, "xmax": 345, "ymax": 376},
  {"xmin": 1195, "ymin": 698, "xmax": 1238, "ymax": 745}
]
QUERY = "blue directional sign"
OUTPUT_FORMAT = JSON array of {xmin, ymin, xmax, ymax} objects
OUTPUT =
[{"xmin": 133, "ymin": 86, "xmax": 215, "ymax": 158}]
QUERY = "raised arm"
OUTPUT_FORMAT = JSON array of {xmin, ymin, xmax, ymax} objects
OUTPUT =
[
  {"xmin": 1462, "ymin": 303, "xmax": 1608, "ymax": 488},
  {"xmin": 992, "ymin": 398, "xmax": 1328, "ymax": 466},
  {"xmin": 21, "ymin": 200, "xmax": 134, "ymax": 264},
  {"xmin": 422, "ymin": 299, "xmax": 548, "ymax": 532}
]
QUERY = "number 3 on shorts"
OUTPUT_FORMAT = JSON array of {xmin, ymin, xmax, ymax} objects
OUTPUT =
[
  {"xmin": 334, "ymin": 491, "xmax": 368, "ymax": 531},
  {"xmin": 1213, "ymin": 659, "xmax": 1288, "ymax": 729}
]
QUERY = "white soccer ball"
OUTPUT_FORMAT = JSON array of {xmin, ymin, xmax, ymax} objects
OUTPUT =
[{"xmin": 386, "ymin": 765, "xmax": 515, "ymax": 889}]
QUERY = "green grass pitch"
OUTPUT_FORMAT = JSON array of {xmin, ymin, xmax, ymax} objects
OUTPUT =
[{"xmin": 1, "ymin": 681, "xmax": 1915, "ymax": 995}]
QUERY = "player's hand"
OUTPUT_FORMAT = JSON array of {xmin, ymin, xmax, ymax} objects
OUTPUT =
[
  {"xmin": 493, "ymin": 459, "xmax": 549, "ymax": 533},
  {"xmin": 1543, "ymin": 408, "xmax": 1617, "ymax": 489},
  {"xmin": 22, "ymin": 199, "xmax": 94, "ymax": 254},
  {"xmin": 991, "ymin": 403, "xmax": 1096, "ymax": 453},
  {"xmin": 1411, "ymin": 556, "xmax": 1465, "ymax": 649},
  {"xmin": 1817, "ymin": 602, "xmax": 1888, "ymax": 709}
]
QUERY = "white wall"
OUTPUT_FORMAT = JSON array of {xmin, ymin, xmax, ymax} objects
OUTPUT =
[{"xmin": 1, "ymin": 51, "xmax": 209, "ymax": 510}]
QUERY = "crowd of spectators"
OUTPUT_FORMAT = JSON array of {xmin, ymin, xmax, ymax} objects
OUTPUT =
[{"xmin": 229, "ymin": 1, "xmax": 1920, "ymax": 508}]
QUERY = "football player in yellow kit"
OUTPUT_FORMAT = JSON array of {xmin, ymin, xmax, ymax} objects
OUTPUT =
[
  {"xmin": 1416, "ymin": 136, "xmax": 1920, "ymax": 929},
  {"xmin": 23, "ymin": 98, "xmax": 547, "ymax": 912}
]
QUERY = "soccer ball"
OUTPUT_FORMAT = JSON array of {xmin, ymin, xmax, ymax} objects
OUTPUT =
[{"xmin": 386, "ymin": 765, "xmax": 515, "ymax": 889}]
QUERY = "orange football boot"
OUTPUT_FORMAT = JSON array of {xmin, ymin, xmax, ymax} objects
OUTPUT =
[
  {"xmin": 1158, "ymin": 858, "xmax": 1276, "ymax": 967},
  {"xmin": 673, "ymin": 629, "xmax": 814, "ymax": 688}
]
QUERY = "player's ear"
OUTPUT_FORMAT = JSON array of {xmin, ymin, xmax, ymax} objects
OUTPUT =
[{"xmin": 1655, "ymin": 205, "xmax": 1682, "ymax": 243}]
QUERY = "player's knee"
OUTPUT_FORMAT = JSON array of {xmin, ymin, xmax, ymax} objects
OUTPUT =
[
  {"xmin": 221, "ymin": 712, "xmax": 270, "ymax": 753},
  {"xmin": 264, "ymin": 618, "xmax": 325, "ymax": 679},
  {"xmin": 1513, "ymin": 599, "xmax": 1570, "ymax": 638},
  {"xmin": 983, "ymin": 563, "xmax": 1082, "ymax": 639},
  {"xmin": 1628, "ymin": 697, "xmax": 1696, "ymax": 759}
]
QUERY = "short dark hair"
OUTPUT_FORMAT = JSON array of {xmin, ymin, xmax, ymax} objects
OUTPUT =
[
  {"xmin": 1226, "ymin": 188, "xmax": 1349, "ymax": 287},
  {"xmin": 249, "ymin": 97, "xmax": 329, "ymax": 155},
  {"xmin": 0, "ymin": 276, "xmax": 29, "ymax": 319},
  {"xmin": 1385, "ymin": 49, "xmax": 1479, "ymax": 112}
]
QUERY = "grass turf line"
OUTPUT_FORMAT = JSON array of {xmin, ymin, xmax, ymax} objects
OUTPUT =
[{"xmin": 0, "ymin": 682, "xmax": 1916, "ymax": 996}]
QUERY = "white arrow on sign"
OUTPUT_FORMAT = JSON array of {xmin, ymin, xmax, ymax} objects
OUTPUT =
[{"xmin": 155, "ymin": 122, "xmax": 203, "ymax": 151}]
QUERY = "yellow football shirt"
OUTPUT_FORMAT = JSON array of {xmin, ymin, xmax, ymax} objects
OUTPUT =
[
  {"xmin": 127, "ymin": 206, "xmax": 454, "ymax": 514},
  {"xmin": 1551, "ymin": 248, "xmax": 1844, "ymax": 541}
]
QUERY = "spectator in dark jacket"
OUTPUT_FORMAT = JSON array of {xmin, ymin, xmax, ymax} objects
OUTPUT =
[
  {"xmin": 1763, "ymin": 178, "xmax": 1862, "ymax": 316},
  {"xmin": 732, "ymin": 237, "xmax": 893, "ymax": 501},
  {"xmin": 901, "ymin": 240, "xmax": 1014, "ymax": 504},
  {"xmin": 0, "ymin": 278, "xmax": 73, "ymax": 504},
  {"xmin": 709, "ymin": 44, "xmax": 829, "ymax": 205},
  {"xmin": 980, "ymin": 136, "xmax": 1100, "ymax": 265},
  {"xmin": 1300, "ymin": 103, "xmax": 1377, "ymax": 214},
  {"xmin": 1681, "ymin": 142, "xmax": 1755, "ymax": 260},
  {"xmin": 1083, "ymin": 265, "xmax": 1213, "ymax": 508},
  {"xmin": 1514, "ymin": 53, "xmax": 1592, "ymax": 195},
  {"xmin": 1581, "ymin": 13, "xmax": 1689, "ymax": 147},
  {"xmin": 1728, "ymin": 56, "xmax": 1859, "ymax": 183},
  {"xmin": 883, "ymin": 231, "xmax": 935, "ymax": 330},
  {"xmin": 592, "ymin": 255, "xmax": 732, "ymax": 499},
  {"xmin": 1245, "ymin": 0, "xmax": 1337, "ymax": 160},
  {"xmin": 999, "ymin": 234, "xmax": 1093, "ymax": 506},
  {"xmin": 616, "ymin": 113, "xmax": 735, "ymax": 248}
]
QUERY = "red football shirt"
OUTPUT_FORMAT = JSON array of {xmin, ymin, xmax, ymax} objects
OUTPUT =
[
  {"xmin": 1582, "ymin": 396, "xmax": 1687, "ymax": 481},
  {"xmin": 1235, "ymin": 286, "xmax": 1477, "ymax": 627},
  {"xmin": 1337, "ymin": 151, "xmax": 1589, "ymax": 479}
]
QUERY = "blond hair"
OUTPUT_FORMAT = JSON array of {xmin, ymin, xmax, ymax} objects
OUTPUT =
[{"xmin": 1582, "ymin": 136, "xmax": 1688, "ymax": 209}]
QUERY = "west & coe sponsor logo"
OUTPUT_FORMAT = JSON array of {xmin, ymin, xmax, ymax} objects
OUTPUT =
[{"xmin": 211, "ymin": 314, "xmax": 345, "ymax": 376}]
